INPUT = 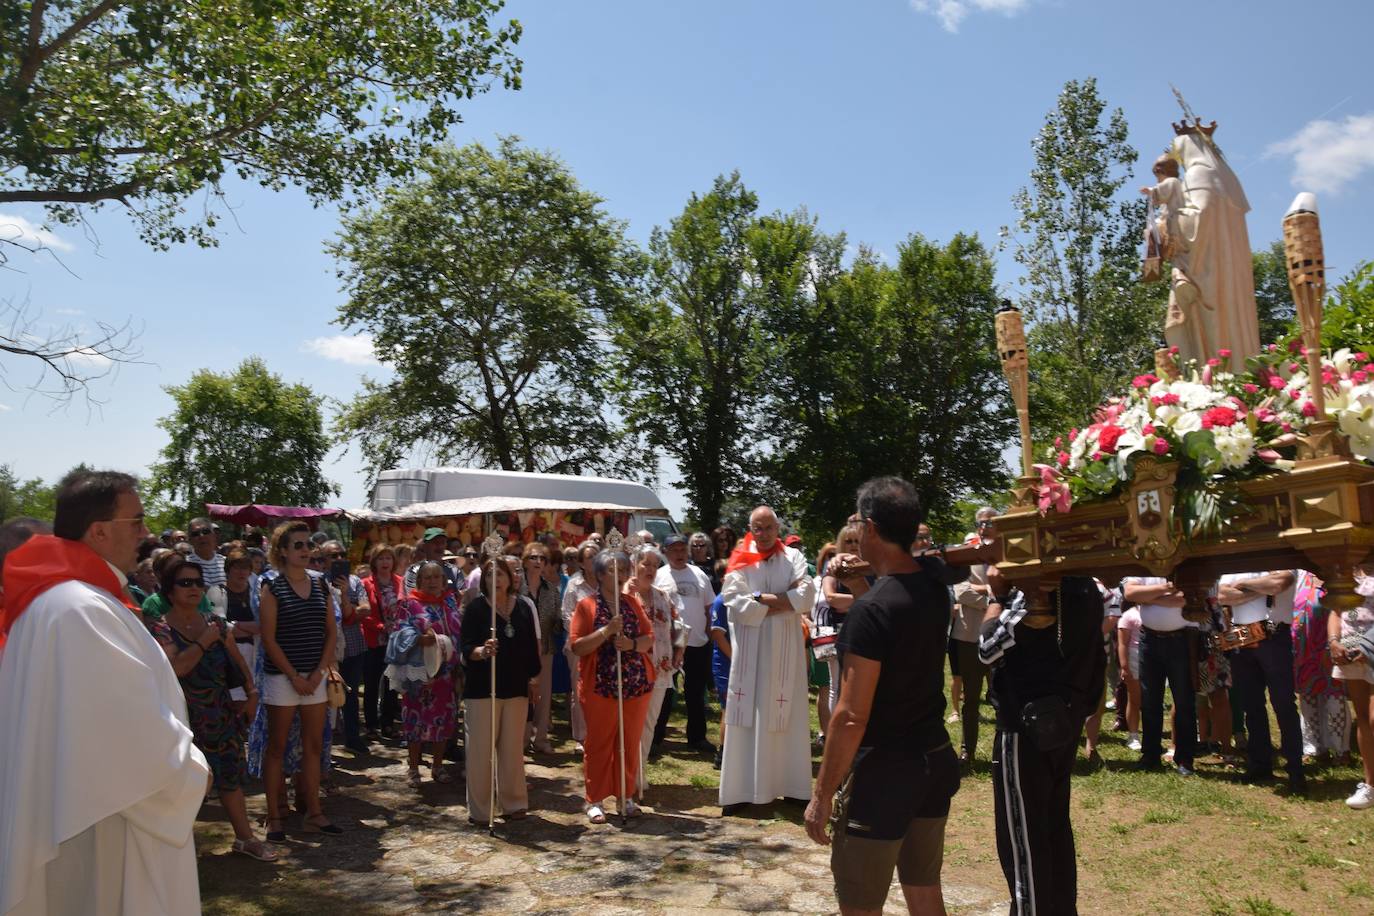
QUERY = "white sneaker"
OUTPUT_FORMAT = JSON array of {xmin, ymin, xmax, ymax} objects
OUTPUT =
[
  {"xmin": 1346, "ymin": 783, "xmax": 1374, "ymax": 810},
  {"xmin": 1105, "ymin": 699, "xmax": 1117, "ymax": 711},
  {"xmin": 1127, "ymin": 734, "xmax": 1142, "ymax": 752}
]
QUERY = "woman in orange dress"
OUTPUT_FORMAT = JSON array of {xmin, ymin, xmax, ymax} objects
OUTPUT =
[{"xmin": 570, "ymin": 549, "xmax": 655, "ymax": 823}]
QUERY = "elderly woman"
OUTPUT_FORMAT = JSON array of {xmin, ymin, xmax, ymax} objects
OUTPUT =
[
  {"xmin": 560, "ymin": 542, "xmax": 601, "ymax": 753},
  {"xmin": 570, "ymin": 550, "xmax": 656, "ymax": 823},
  {"xmin": 397, "ymin": 561, "xmax": 463, "ymax": 785},
  {"xmin": 146, "ymin": 559, "xmax": 277, "ymax": 861},
  {"xmin": 689, "ymin": 532, "xmax": 714, "ymax": 579},
  {"xmin": 461, "ymin": 556, "xmax": 541, "ymax": 824},
  {"xmin": 626, "ymin": 545, "xmax": 684, "ymax": 798},
  {"xmin": 362, "ymin": 544, "xmax": 404, "ymax": 738},
  {"xmin": 523, "ymin": 542, "xmax": 560, "ymax": 754},
  {"xmin": 1332, "ymin": 570, "xmax": 1374, "ymax": 809},
  {"xmin": 258, "ymin": 520, "xmax": 341, "ymax": 839}
]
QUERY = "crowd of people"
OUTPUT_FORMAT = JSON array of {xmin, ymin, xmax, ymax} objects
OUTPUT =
[{"xmin": 1, "ymin": 468, "xmax": 1373, "ymax": 914}]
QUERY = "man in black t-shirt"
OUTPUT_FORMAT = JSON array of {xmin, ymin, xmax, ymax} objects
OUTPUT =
[{"xmin": 806, "ymin": 477, "xmax": 960, "ymax": 916}]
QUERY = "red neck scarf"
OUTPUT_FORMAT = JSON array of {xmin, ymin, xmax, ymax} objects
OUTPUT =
[
  {"xmin": 725, "ymin": 533, "xmax": 786, "ymax": 574},
  {"xmin": 1, "ymin": 535, "xmax": 139, "ymax": 648}
]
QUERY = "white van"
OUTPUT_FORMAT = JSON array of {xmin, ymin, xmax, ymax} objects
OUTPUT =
[{"xmin": 351, "ymin": 467, "xmax": 680, "ymax": 549}]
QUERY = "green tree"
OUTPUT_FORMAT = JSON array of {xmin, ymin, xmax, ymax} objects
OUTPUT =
[
  {"xmin": 1318, "ymin": 262, "xmax": 1374, "ymax": 354},
  {"xmin": 0, "ymin": 463, "xmax": 57, "ymax": 522},
  {"xmin": 331, "ymin": 138, "xmax": 648, "ymax": 480},
  {"xmin": 148, "ymin": 358, "xmax": 336, "ymax": 519},
  {"xmin": 764, "ymin": 235, "xmax": 1013, "ymax": 538},
  {"xmin": 1253, "ymin": 240, "xmax": 1296, "ymax": 345},
  {"xmin": 0, "ymin": 0, "xmax": 521, "ymax": 253},
  {"xmin": 1007, "ymin": 77, "xmax": 1166, "ymax": 438},
  {"xmin": 609, "ymin": 173, "xmax": 801, "ymax": 528}
]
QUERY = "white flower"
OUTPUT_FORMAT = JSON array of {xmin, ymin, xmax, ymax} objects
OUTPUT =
[
  {"xmin": 1171, "ymin": 410, "xmax": 1203, "ymax": 434},
  {"xmin": 1213, "ymin": 426, "xmax": 1255, "ymax": 470}
]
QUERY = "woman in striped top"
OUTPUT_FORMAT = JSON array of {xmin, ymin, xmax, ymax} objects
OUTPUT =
[{"xmin": 259, "ymin": 521, "xmax": 341, "ymax": 840}]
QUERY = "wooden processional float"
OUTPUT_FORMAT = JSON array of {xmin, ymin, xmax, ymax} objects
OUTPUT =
[{"xmin": 975, "ymin": 188, "xmax": 1374, "ymax": 623}]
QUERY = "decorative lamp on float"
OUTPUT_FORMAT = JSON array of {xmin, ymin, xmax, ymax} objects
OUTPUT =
[{"xmin": 1284, "ymin": 193, "xmax": 1326, "ymax": 416}]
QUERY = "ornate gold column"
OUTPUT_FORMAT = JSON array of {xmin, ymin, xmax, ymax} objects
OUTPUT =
[{"xmin": 996, "ymin": 301, "xmax": 1038, "ymax": 508}]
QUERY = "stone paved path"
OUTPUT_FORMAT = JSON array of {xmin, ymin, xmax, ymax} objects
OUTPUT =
[{"xmin": 200, "ymin": 737, "xmax": 1010, "ymax": 915}]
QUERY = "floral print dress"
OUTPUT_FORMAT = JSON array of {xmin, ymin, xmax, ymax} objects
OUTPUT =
[
  {"xmin": 399, "ymin": 590, "xmax": 463, "ymax": 743},
  {"xmin": 147, "ymin": 616, "xmax": 247, "ymax": 792}
]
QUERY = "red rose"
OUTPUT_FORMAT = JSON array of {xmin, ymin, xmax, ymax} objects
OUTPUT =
[
  {"xmin": 1218, "ymin": 348, "xmax": 1232, "ymax": 359},
  {"xmin": 1133, "ymin": 374, "xmax": 1160, "ymax": 388},
  {"xmin": 1201, "ymin": 406, "xmax": 1238, "ymax": 429},
  {"xmin": 1096, "ymin": 424, "xmax": 1126, "ymax": 453}
]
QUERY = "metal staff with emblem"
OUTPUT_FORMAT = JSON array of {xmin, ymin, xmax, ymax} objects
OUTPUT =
[
  {"xmin": 605, "ymin": 528, "xmax": 641, "ymax": 825},
  {"xmin": 480, "ymin": 531, "xmax": 504, "ymax": 835}
]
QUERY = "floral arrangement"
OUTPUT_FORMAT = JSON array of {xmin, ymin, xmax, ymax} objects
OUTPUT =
[{"xmin": 1035, "ymin": 343, "xmax": 1374, "ymax": 525}]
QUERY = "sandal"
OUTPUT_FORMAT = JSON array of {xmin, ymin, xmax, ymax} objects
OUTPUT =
[
  {"xmin": 302, "ymin": 815, "xmax": 343, "ymax": 835},
  {"xmin": 232, "ymin": 838, "xmax": 279, "ymax": 862},
  {"xmin": 624, "ymin": 799, "xmax": 643, "ymax": 819},
  {"xmin": 586, "ymin": 804, "xmax": 606, "ymax": 824},
  {"xmin": 264, "ymin": 819, "xmax": 286, "ymax": 843},
  {"xmin": 407, "ymin": 768, "xmax": 423, "ymax": 788}
]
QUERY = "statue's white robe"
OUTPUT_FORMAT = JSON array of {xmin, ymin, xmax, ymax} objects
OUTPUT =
[
  {"xmin": 718, "ymin": 547, "xmax": 816, "ymax": 806},
  {"xmin": 0, "ymin": 578, "xmax": 209, "ymax": 916}
]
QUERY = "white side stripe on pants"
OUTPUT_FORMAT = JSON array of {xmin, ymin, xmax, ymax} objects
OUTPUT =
[{"xmin": 1000, "ymin": 731, "xmax": 1036, "ymax": 916}]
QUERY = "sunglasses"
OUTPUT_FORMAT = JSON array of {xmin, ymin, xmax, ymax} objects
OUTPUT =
[
  {"xmin": 190, "ymin": 527, "xmax": 212, "ymax": 537},
  {"xmin": 526, "ymin": 556, "xmax": 547, "ymax": 564},
  {"xmin": 174, "ymin": 578, "xmax": 205, "ymax": 589},
  {"xmin": 288, "ymin": 540, "xmax": 310, "ymax": 550}
]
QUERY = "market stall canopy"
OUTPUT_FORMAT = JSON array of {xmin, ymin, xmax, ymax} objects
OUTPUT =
[
  {"xmin": 348, "ymin": 495, "xmax": 658, "ymax": 523},
  {"xmin": 206, "ymin": 504, "xmax": 344, "ymax": 527}
]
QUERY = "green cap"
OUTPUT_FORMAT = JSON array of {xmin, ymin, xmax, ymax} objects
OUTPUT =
[{"xmin": 422, "ymin": 527, "xmax": 446, "ymax": 541}]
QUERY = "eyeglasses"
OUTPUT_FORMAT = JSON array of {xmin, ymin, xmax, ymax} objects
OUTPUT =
[
  {"xmin": 189, "ymin": 528, "xmax": 212, "ymax": 537},
  {"xmin": 174, "ymin": 578, "xmax": 205, "ymax": 589}
]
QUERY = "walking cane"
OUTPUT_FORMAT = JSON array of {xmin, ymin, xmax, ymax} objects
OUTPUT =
[{"xmin": 481, "ymin": 532, "xmax": 504, "ymax": 836}]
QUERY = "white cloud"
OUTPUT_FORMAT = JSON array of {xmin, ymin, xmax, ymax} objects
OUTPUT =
[
  {"xmin": 65, "ymin": 347, "xmax": 113, "ymax": 368},
  {"xmin": 0, "ymin": 212, "xmax": 73, "ymax": 251},
  {"xmin": 910, "ymin": 0, "xmax": 1030, "ymax": 32},
  {"xmin": 303, "ymin": 332, "xmax": 380, "ymax": 366},
  {"xmin": 0, "ymin": 403, "xmax": 10, "ymax": 412},
  {"xmin": 1267, "ymin": 113, "xmax": 1374, "ymax": 195}
]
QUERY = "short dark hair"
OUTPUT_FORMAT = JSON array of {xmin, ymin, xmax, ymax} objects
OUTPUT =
[
  {"xmin": 158, "ymin": 558, "xmax": 204, "ymax": 597},
  {"xmin": 224, "ymin": 548, "xmax": 253, "ymax": 574},
  {"xmin": 0, "ymin": 517, "xmax": 52, "ymax": 571},
  {"xmin": 855, "ymin": 476, "xmax": 923, "ymax": 547},
  {"xmin": 52, "ymin": 469, "xmax": 138, "ymax": 541}
]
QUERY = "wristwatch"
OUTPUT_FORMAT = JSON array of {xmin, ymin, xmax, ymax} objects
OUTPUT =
[{"xmin": 752, "ymin": 590, "xmax": 762, "ymax": 603}]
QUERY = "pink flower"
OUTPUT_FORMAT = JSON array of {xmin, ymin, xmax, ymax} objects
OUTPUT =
[
  {"xmin": 1096, "ymin": 424, "xmax": 1126, "ymax": 453},
  {"xmin": 1281, "ymin": 421, "xmax": 1294, "ymax": 433},
  {"xmin": 1322, "ymin": 368, "xmax": 1337, "ymax": 386},
  {"xmin": 1054, "ymin": 436, "xmax": 1063, "ymax": 448},
  {"xmin": 1268, "ymin": 375, "xmax": 1285, "ymax": 390},
  {"xmin": 1169, "ymin": 345, "xmax": 1180, "ymax": 356},
  {"xmin": 1142, "ymin": 423, "xmax": 1156, "ymax": 435},
  {"xmin": 1257, "ymin": 448, "xmax": 1281, "ymax": 464},
  {"xmin": 1256, "ymin": 407, "xmax": 1277, "ymax": 423},
  {"xmin": 1287, "ymin": 388, "xmax": 1303, "ymax": 400},
  {"xmin": 1356, "ymin": 371, "xmax": 1369, "ymax": 384},
  {"xmin": 1288, "ymin": 339, "xmax": 1303, "ymax": 354},
  {"xmin": 1057, "ymin": 450, "xmax": 1070, "ymax": 468},
  {"xmin": 1243, "ymin": 383, "xmax": 1259, "ymax": 394},
  {"xmin": 1288, "ymin": 362, "xmax": 1301, "ymax": 374},
  {"xmin": 1207, "ymin": 357, "xmax": 1221, "ymax": 368},
  {"xmin": 1200, "ymin": 406, "xmax": 1238, "ymax": 429},
  {"xmin": 1035, "ymin": 464, "xmax": 1072, "ymax": 515},
  {"xmin": 1267, "ymin": 343, "xmax": 1278, "ymax": 352},
  {"xmin": 1218, "ymin": 348, "xmax": 1232, "ymax": 359},
  {"xmin": 1160, "ymin": 393, "xmax": 1180, "ymax": 406},
  {"xmin": 1069, "ymin": 427, "xmax": 1078, "ymax": 439},
  {"xmin": 1152, "ymin": 437, "xmax": 1169, "ymax": 455},
  {"xmin": 1133, "ymin": 373, "xmax": 1160, "ymax": 388},
  {"xmin": 1357, "ymin": 352, "xmax": 1371, "ymax": 363},
  {"xmin": 1202, "ymin": 365, "xmax": 1214, "ymax": 385},
  {"xmin": 1300, "ymin": 401, "xmax": 1317, "ymax": 418},
  {"xmin": 1092, "ymin": 451, "xmax": 1103, "ymax": 461}
]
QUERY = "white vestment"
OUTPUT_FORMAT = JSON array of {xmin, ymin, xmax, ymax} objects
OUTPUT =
[
  {"xmin": 0, "ymin": 579, "xmax": 209, "ymax": 916},
  {"xmin": 718, "ymin": 546, "xmax": 816, "ymax": 806}
]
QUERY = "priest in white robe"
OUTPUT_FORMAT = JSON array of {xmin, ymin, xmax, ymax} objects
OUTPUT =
[
  {"xmin": 719, "ymin": 506, "xmax": 816, "ymax": 808},
  {"xmin": 0, "ymin": 471, "xmax": 209, "ymax": 916}
]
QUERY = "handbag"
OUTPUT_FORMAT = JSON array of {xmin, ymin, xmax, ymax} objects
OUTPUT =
[
  {"xmin": 811, "ymin": 625, "xmax": 838, "ymax": 660},
  {"xmin": 1019, "ymin": 695, "xmax": 1075, "ymax": 750},
  {"xmin": 326, "ymin": 668, "xmax": 347, "ymax": 709}
]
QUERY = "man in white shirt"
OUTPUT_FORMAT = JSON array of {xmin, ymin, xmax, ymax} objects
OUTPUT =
[
  {"xmin": 1121, "ymin": 576, "xmax": 1198, "ymax": 775},
  {"xmin": 656, "ymin": 533, "xmax": 716, "ymax": 753},
  {"xmin": 0, "ymin": 469, "xmax": 210, "ymax": 916},
  {"xmin": 1217, "ymin": 570, "xmax": 1305, "ymax": 793}
]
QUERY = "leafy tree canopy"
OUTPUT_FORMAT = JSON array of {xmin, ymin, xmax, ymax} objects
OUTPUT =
[
  {"xmin": 0, "ymin": 0, "xmax": 521, "ymax": 252},
  {"xmin": 331, "ymin": 137, "xmax": 649, "ymax": 482},
  {"xmin": 148, "ymin": 357, "xmax": 336, "ymax": 520}
]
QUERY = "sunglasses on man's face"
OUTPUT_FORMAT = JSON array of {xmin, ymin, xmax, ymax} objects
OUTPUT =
[{"xmin": 174, "ymin": 578, "xmax": 205, "ymax": 589}]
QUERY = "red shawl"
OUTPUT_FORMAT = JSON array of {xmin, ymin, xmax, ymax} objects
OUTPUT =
[
  {"xmin": 0, "ymin": 535, "xmax": 140, "ymax": 649},
  {"xmin": 725, "ymin": 533, "xmax": 786, "ymax": 574}
]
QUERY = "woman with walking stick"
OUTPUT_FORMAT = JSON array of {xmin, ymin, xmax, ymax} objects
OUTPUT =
[
  {"xmin": 460, "ymin": 555, "xmax": 541, "ymax": 826},
  {"xmin": 570, "ymin": 549, "xmax": 655, "ymax": 824}
]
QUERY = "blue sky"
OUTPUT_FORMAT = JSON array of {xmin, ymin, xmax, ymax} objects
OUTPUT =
[{"xmin": 3, "ymin": 0, "xmax": 1372, "ymax": 523}]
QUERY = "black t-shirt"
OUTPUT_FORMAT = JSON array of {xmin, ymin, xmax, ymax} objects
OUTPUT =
[
  {"xmin": 461, "ymin": 595, "xmax": 543, "ymax": 700},
  {"xmin": 226, "ymin": 588, "xmax": 254, "ymax": 630},
  {"xmin": 837, "ymin": 569, "xmax": 951, "ymax": 751}
]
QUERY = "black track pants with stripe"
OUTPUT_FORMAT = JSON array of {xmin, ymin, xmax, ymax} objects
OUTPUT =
[{"xmin": 991, "ymin": 730, "xmax": 1080, "ymax": 916}]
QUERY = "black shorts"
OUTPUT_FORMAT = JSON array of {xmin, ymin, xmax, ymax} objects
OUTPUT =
[{"xmin": 831, "ymin": 741, "xmax": 960, "ymax": 907}]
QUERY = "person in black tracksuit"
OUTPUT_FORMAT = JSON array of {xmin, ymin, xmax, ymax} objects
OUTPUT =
[{"xmin": 979, "ymin": 576, "xmax": 1106, "ymax": 916}]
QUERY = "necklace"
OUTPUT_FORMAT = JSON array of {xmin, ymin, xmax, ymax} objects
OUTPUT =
[{"xmin": 496, "ymin": 596, "xmax": 516, "ymax": 639}]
